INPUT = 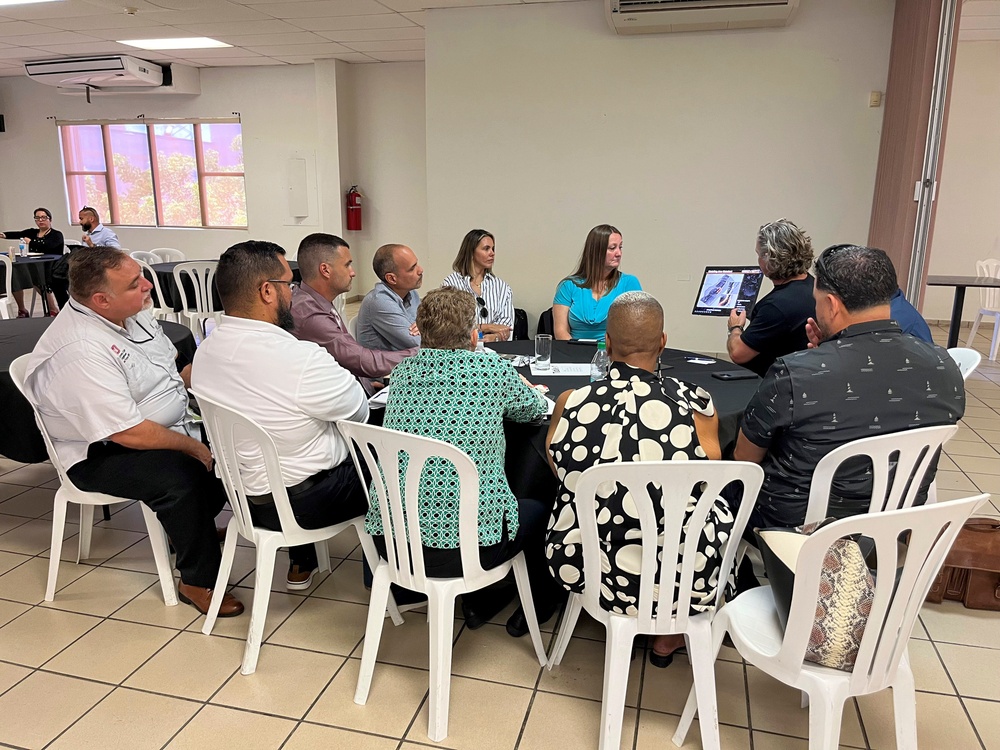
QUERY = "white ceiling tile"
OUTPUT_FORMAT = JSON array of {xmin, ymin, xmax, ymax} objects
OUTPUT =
[
  {"xmin": 88, "ymin": 27, "xmax": 203, "ymax": 41},
  {"xmin": 144, "ymin": 0, "xmax": 238, "ymax": 9},
  {"xmin": 214, "ymin": 31, "xmax": 329, "ymax": 45},
  {"xmin": 400, "ymin": 11, "xmax": 426, "ymax": 25},
  {"xmin": 0, "ymin": 47, "xmax": 47, "ymax": 59},
  {"xmin": 252, "ymin": 1, "xmax": 393, "ymax": 18},
  {"xmin": 286, "ymin": 14, "xmax": 415, "ymax": 30},
  {"xmin": 40, "ymin": 14, "xmax": 165, "ymax": 33},
  {"xmin": 245, "ymin": 41, "xmax": 352, "ymax": 54},
  {"xmin": 0, "ymin": 21, "xmax": 63, "ymax": 36},
  {"xmin": 0, "ymin": 31, "xmax": 105, "ymax": 47},
  {"xmin": 344, "ymin": 38, "xmax": 422, "ymax": 51},
  {"xmin": 366, "ymin": 49, "xmax": 423, "ymax": 61},
  {"xmin": 0, "ymin": 68, "xmax": 23, "ymax": 76},
  {"xmin": 0, "ymin": 0, "xmax": 115, "ymax": 21},
  {"xmin": 34, "ymin": 41, "xmax": 138, "ymax": 55},
  {"xmin": 145, "ymin": 5, "xmax": 274, "ymax": 24},
  {"xmin": 318, "ymin": 26, "xmax": 423, "ymax": 42},
  {"xmin": 271, "ymin": 51, "xmax": 375, "ymax": 62},
  {"xmin": 371, "ymin": 0, "xmax": 424, "ymax": 12},
  {"xmin": 170, "ymin": 19, "xmax": 304, "ymax": 35},
  {"xmin": 166, "ymin": 46, "xmax": 263, "ymax": 58},
  {"xmin": 185, "ymin": 56, "xmax": 287, "ymax": 65}
]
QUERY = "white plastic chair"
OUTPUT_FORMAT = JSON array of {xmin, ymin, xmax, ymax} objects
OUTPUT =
[
  {"xmin": 333, "ymin": 294, "xmax": 346, "ymax": 319},
  {"xmin": 947, "ymin": 347, "xmax": 982, "ymax": 380},
  {"xmin": 130, "ymin": 250, "xmax": 162, "ymax": 265},
  {"xmin": 337, "ymin": 421, "xmax": 548, "ymax": 743},
  {"xmin": 194, "ymin": 391, "xmax": 403, "ymax": 676},
  {"xmin": 135, "ymin": 258, "xmax": 175, "ymax": 323},
  {"xmin": 966, "ymin": 258, "xmax": 1000, "ymax": 361},
  {"xmin": 676, "ymin": 493, "xmax": 989, "ymax": 750},
  {"xmin": 151, "ymin": 247, "xmax": 186, "ymax": 262},
  {"xmin": 803, "ymin": 424, "xmax": 958, "ymax": 526},
  {"xmin": 347, "ymin": 315, "xmax": 358, "ymax": 339},
  {"xmin": 545, "ymin": 461, "xmax": 764, "ymax": 750},
  {"xmin": 8, "ymin": 354, "xmax": 177, "ymax": 605},
  {"xmin": 172, "ymin": 261, "xmax": 221, "ymax": 341},
  {"xmin": 0, "ymin": 255, "xmax": 15, "ymax": 319}
]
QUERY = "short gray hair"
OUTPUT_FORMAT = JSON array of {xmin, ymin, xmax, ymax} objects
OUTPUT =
[{"xmin": 609, "ymin": 291, "xmax": 661, "ymax": 319}]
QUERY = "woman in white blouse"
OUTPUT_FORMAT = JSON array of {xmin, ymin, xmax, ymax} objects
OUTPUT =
[{"xmin": 441, "ymin": 229, "xmax": 514, "ymax": 342}]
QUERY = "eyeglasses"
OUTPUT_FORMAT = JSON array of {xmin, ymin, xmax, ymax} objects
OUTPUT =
[
  {"xmin": 265, "ymin": 279, "xmax": 299, "ymax": 291},
  {"xmin": 814, "ymin": 244, "xmax": 851, "ymax": 300},
  {"xmin": 33, "ymin": 215, "xmax": 49, "ymax": 222},
  {"xmin": 476, "ymin": 295, "xmax": 488, "ymax": 319}
]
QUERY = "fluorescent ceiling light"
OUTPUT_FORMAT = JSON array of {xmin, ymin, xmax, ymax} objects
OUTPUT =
[
  {"xmin": 0, "ymin": 0, "xmax": 61, "ymax": 5},
  {"xmin": 119, "ymin": 37, "xmax": 231, "ymax": 51}
]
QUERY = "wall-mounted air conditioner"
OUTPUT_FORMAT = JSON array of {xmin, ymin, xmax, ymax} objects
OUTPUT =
[
  {"xmin": 606, "ymin": 0, "xmax": 800, "ymax": 35},
  {"xmin": 23, "ymin": 55, "xmax": 200, "ymax": 96}
]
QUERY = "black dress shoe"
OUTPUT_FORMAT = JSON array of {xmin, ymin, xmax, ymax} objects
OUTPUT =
[{"xmin": 505, "ymin": 604, "xmax": 558, "ymax": 638}]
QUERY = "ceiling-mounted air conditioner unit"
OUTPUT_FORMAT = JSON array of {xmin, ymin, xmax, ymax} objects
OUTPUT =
[
  {"xmin": 606, "ymin": 0, "xmax": 800, "ymax": 35},
  {"xmin": 23, "ymin": 55, "xmax": 200, "ymax": 96}
]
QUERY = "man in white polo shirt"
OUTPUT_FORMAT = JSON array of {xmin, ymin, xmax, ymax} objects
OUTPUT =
[
  {"xmin": 24, "ymin": 247, "xmax": 243, "ymax": 618},
  {"xmin": 192, "ymin": 240, "xmax": 369, "ymax": 590}
]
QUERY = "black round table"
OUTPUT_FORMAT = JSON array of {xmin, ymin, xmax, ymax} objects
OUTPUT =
[
  {"xmin": 150, "ymin": 260, "xmax": 300, "ymax": 313},
  {"xmin": 1, "ymin": 254, "xmax": 63, "ymax": 314},
  {"xmin": 0, "ymin": 317, "xmax": 197, "ymax": 463}
]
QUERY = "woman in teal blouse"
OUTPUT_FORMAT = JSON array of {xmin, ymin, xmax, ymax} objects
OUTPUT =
[
  {"xmin": 366, "ymin": 286, "xmax": 564, "ymax": 634},
  {"xmin": 552, "ymin": 224, "xmax": 642, "ymax": 340}
]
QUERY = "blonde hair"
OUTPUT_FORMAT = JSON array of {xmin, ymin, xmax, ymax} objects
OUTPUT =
[
  {"xmin": 756, "ymin": 219, "xmax": 813, "ymax": 280},
  {"xmin": 417, "ymin": 287, "xmax": 477, "ymax": 350}
]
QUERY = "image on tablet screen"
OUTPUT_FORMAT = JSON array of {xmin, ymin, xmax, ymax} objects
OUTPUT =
[{"xmin": 691, "ymin": 266, "xmax": 764, "ymax": 316}]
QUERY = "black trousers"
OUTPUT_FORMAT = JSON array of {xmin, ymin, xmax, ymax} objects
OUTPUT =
[
  {"xmin": 374, "ymin": 497, "xmax": 564, "ymax": 615},
  {"xmin": 67, "ymin": 442, "xmax": 226, "ymax": 588},
  {"xmin": 249, "ymin": 460, "xmax": 368, "ymax": 570}
]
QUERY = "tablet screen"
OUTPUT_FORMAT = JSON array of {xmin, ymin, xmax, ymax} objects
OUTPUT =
[{"xmin": 692, "ymin": 266, "xmax": 764, "ymax": 316}]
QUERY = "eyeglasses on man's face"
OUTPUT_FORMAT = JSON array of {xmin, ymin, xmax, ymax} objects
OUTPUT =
[{"xmin": 265, "ymin": 279, "xmax": 299, "ymax": 291}]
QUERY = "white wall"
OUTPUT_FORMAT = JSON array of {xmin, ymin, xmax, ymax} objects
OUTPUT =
[
  {"xmin": 0, "ymin": 65, "xmax": 332, "ymax": 260},
  {"xmin": 924, "ymin": 41, "xmax": 1000, "ymax": 322},
  {"xmin": 425, "ymin": 0, "xmax": 894, "ymax": 346},
  {"xmin": 335, "ymin": 60, "xmax": 428, "ymax": 295}
]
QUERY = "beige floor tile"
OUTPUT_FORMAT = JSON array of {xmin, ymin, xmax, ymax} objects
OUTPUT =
[
  {"xmin": 0, "ymin": 487, "xmax": 53, "ymax": 518},
  {"xmin": 324, "ymin": 524, "xmax": 361, "ymax": 559},
  {"xmin": 284, "ymin": 722, "xmax": 399, "ymax": 750},
  {"xmin": 968, "ymin": 472, "xmax": 1000, "ymax": 495},
  {"xmin": 124, "ymin": 630, "xmax": 243, "ymax": 701},
  {"xmin": 212, "ymin": 643, "xmax": 344, "ymax": 719},
  {"xmin": 165, "ymin": 704, "xmax": 296, "ymax": 750},
  {"xmin": 937, "ymin": 454, "xmax": 960, "ymax": 472},
  {"xmin": 635, "ymin": 709, "xmax": 750, "ymax": 750},
  {"xmin": 641, "ymin": 656, "xmax": 748, "ymax": 727},
  {"xmin": 751, "ymin": 730, "xmax": 864, "ymax": 749},
  {"xmin": 944, "ymin": 440, "xmax": 1000, "ymax": 459},
  {"xmin": 48, "ymin": 687, "xmax": 200, "ymax": 750},
  {"xmin": 907, "ymin": 639, "xmax": 955, "ymax": 694},
  {"xmin": 0, "ymin": 660, "xmax": 32, "ymax": 694},
  {"xmin": 950, "ymin": 425, "xmax": 986, "ymax": 443},
  {"xmin": 213, "ymin": 543, "xmax": 261, "ymax": 587},
  {"xmin": 519, "ymin": 691, "xmax": 636, "ymax": 750},
  {"xmin": 953, "ymin": 455, "xmax": 1000, "ymax": 476},
  {"xmin": 0, "ymin": 671, "xmax": 111, "ymax": 749},
  {"xmin": 0, "ymin": 598, "xmax": 30, "ymax": 629},
  {"xmin": 405, "ymin": 674, "xmax": 531, "ymax": 749},
  {"xmin": 94, "ymin": 501, "xmax": 154, "ymax": 534},
  {"xmin": 0, "ymin": 549, "xmax": 31, "ymax": 577},
  {"xmin": 920, "ymin": 600, "xmax": 1000, "ymax": 648},
  {"xmin": 308, "ymin": 657, "xmax": 428, "ymax": 737},
  {"xmin": 933, "ymin": 471, "xmax": 980, "ymax": 493},
  {"xmin": 312, "ymin": 558, "xmax": 371, "ymax": 604},
  {"xmin": 43, "ymin": 619, "xmax": 176, "ymax": 684},
  {"xmin": 111, "ymin": 578, "xmax": 200, "ymax": 630},
  {"xmin": 191, "ymin": 586, "xmax": 303, "ymax": 642},
  {"xmin": 46, "ymin": 526, "xmax": 147, "ymax": 565},
  {"xmin": 0, "ymin": 463, "xmax": 58, "ymax": 487},
  {"xmin": 961, "ymin": 405, "xmax": 998, "ymax": 419},
  {"xmin": 0, "ymin": 458, "xmax": 27, "ymax": 476},
  {"xmin": 0, "ymin": 483, "xmax": 31, "ymax": 504},
  {"xmin": 971, "ymin": 428, "xmax": 1000, "ymax": 444},
  {"xmin": 266, "ymin": 597, "xmax": 368, "ymax": 656},
  {"xmin": 450, "ymin": 622, "xmax": 547, "ymax": 687},
  {"xmin": 0, "ymin": 606, "xmax": 100, "ymax": 667},
  {"xmin": 858, "ymin": 689, "xmax": 981, "ymax": 749},
  {"xmin": 937, "ymin": 487, "xmax": 989, "ymax": 503},
  {"xmin": 0, "ymin": 516, "xmax": 77, "ymax": 556},
  {"xmin": 538, "ymin": 635, "xmax": 641, "ymax": 707},
  {"xmin": 0, "ymin": 555, "xmax": 90, "ymax": 605},
  {"xmin": 101, "ymin": 535, "xmax": 168, "ymax": 576},
  {"xmin": 937, "ymin": 642, "xmax": 1000, "ymax": 700},
  {"xmin": 965, "ymin": 698, "xmax": 1000, "ymax": 750},
  {"xmin": 352, "ymin": 609, "xmax": 448, "ymax": 670},
  {"xmin": 41, "ymin": 566, "xmax": 157, "ymax": 617},
  {"xmin": 745, "ymin": 667, "xmax": 866, "ymax": 745},
  {"xmin": 959, "ymin": 416, "xmax": 1000, "ymax": 430}
]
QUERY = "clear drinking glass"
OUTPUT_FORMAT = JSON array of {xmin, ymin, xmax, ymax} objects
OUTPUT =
[{"xmin": 534, "ymin": 334, "xmax": 552, "ymax": 371}]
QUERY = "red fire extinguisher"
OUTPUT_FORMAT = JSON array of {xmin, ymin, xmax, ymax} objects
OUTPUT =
[{"xmin": 346, "ymin": 186, "xmax": 363, "ymax": 231}]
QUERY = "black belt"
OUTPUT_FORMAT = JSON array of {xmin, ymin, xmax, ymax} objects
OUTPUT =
[{"xmin": 248, "ymin": 467, "xmax": 336, "ymax": 506}]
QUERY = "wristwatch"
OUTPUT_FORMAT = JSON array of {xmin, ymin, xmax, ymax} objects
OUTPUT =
[{"xmin": 727, "ymin": 324, "xmax": 744, "ymax": 334}]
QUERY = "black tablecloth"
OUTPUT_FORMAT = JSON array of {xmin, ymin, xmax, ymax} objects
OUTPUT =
[
  {"xmin": 1, "ymin": 254, "xmax": 62, "ymax": 293},
  {"xmin": 0, "ymin": 317, "xmax": 196, "ymax": 463},
  {"xmin": 150, "ymin": 260, "xmax": 300, "ymax": 313}
]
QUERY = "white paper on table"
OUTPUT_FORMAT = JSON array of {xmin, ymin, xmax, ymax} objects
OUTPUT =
[
  {"xmin": 544, "ymin": 395, "xmax": 556, "ymax": 415},
  {"xmin": 368, "ymin": 386, "xmax": 390, "ymax": 408},
  {"xmin": 530, "ymin": 363, "xmax": 591, "ymax": 377}
]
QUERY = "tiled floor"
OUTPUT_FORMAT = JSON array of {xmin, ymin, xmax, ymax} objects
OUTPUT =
[{"xmin": 0, "ymin": 320, "xmax": 998, "ymax": 750}]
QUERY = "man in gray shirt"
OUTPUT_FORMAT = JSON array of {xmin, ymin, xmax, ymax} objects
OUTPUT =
[{"xmin": 357, "ymin": 243, "xmax": 423, "ymax": 351}]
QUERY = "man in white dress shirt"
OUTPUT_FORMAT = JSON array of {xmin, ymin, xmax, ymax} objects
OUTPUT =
[
  {"xmin": 192, "ymin": 240, "xmax": 370, "ymax": 590},
  {"xmin": 78, "ymin": 207, "xmax": 120, "ymax": 248}
]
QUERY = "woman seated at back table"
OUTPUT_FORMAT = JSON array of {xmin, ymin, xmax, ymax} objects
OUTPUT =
[
  {"xmin": 367, "ymin": 286, "xmax": 565, "ymax": 634},
  {"xmin": 442, "ymin": 228, "xmax": 514, "ymax": 342},
  {"xmin": 545, "ymin": 291, "xmax": 735, "ymax": 668},
  {"xmin": 552, "ymin": 224, "xmax": 642, "ymax": 340},
  {"xmin": 0, "ymin": 207, "xmax": 64, "ymax": 317}
]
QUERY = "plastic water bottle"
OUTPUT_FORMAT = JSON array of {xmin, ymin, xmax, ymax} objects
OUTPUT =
[
  {"xmin": 475, "ymin": 329, "xmax": 486, "ymax": 354},
  {"xmin": 18, "ymin": 241, "xmax": 27, "ymax": 257},
  {"xmin": 590, "ymin": 340, "xmax": 609, "ymax": 382}
]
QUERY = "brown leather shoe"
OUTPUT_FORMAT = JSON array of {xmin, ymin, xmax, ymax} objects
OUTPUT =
[{"xmin": 178, "ymin": 582, "xmax": 244, "ymax": 618}]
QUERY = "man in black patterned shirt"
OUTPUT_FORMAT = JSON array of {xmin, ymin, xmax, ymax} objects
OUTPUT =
[{"xmin": 734, "ymin": 244, "xmax": 965, "ymax": 528}]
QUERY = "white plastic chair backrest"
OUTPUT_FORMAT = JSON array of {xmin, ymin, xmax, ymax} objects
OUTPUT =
[
  {"xmin": 572, "ymin": 460, "xmax": 764, "ymax": 632},
  {"xmin": 348, "ymin": 316, "xmax": 358, "ymax": 339},
  {"xmin": 9, "ymin": 354, "xmax": 74, "ymax": 487},
  {"xmin": 172, "ymin": 261, "xmax": 218, "ymax": 314},
  {"xmin": 947, "ymin": 347, "xmax": 982, "ymax": 380},
  {"xmin": 135, "ymin": 258, "xmax": 170, "ymax": 313},
  {"xmin": 130, "ymin": 250, "xmax": 162, "ymax": 265},
  {"xmin": 337, "ymin": 421, "xmax": 488, "ymax": 591},
  {"xmin": 803, "ymin": 424, "xmax": 958, "ymax": 526},
  {"xmin": 772, "ymin": 494, "xmax": 986, "ymax": 693},
  {"xmin": 976, "ymin": 259, "xmax": 1000, "ymax": 311},
  {"xmin": 152, "ymin": 247, "xmax": 186, "ymax": 262},
  {"xmin": 0, "ymin": 255, "xmax": 13, "ymax": 319},
  {"xmin": 333, "ymin": 294, "xmax": 346, "ymax": 318},
  {"xmin": 192, "ymin": 390, "xmax": 303, "ymax": 540}
]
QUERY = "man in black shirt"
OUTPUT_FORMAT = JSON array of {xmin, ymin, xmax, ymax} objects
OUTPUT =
[
  {"xmin": 726, "ymin": 219, "xmax": 816, "ymax": 377},
  {"xmin": 734, "ymin": 244, "xmax": 965, "ymax": 529}
]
